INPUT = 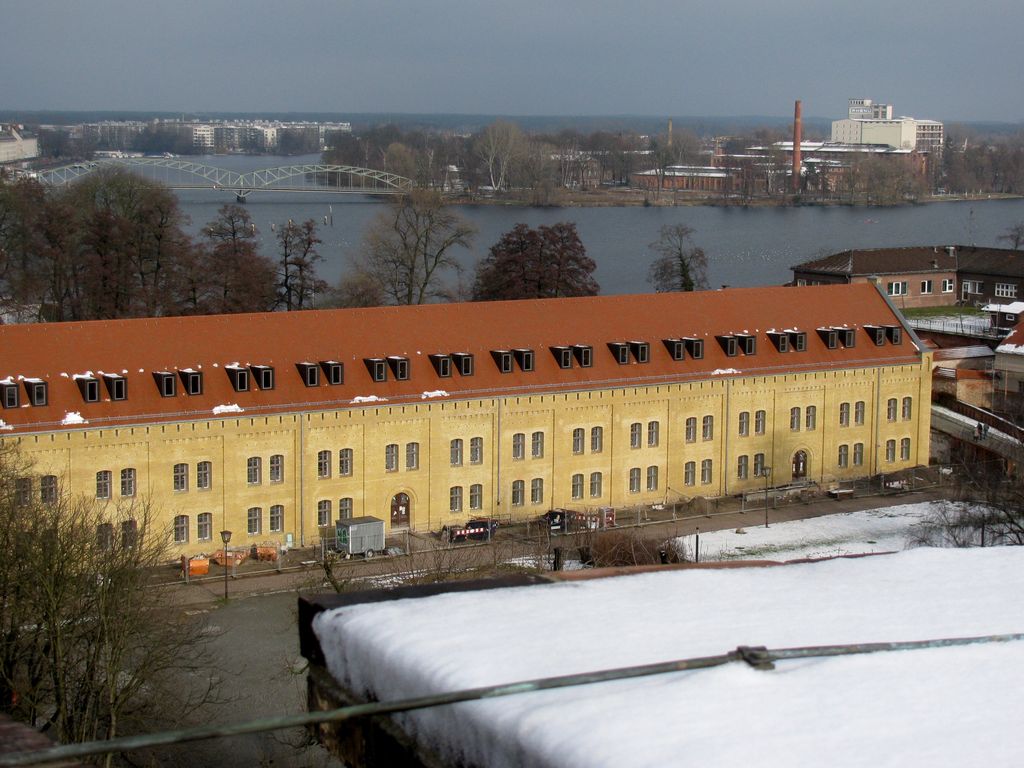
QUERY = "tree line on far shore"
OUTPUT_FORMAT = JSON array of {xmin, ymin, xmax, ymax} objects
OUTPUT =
[{"xmin": 0, "ymin": 170, "xmax": 709, "ymax": 323}]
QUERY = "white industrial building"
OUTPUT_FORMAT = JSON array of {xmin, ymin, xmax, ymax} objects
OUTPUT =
[
  {"xmin": 0, "ymin": 125, "xmax": 39, "ymax": 164},
  {"xmin": 831, "ymin": 98, "xmax": 944, "ymax": 154}
]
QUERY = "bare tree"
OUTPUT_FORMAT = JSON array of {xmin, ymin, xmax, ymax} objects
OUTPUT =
[
  {"xmin": 358, "ymin": 190, "xmax": 475, "ymax": 305},
  {"xmin": 276, "ymin": 219, "xmax": 327, "ymax": 311},
  {"xmin": 999, "ymin": 222, "xmax": 1024, "ymax": 250},
  {"xmin": 196, "ymin": 204, "xmax": 277, "ymax": 314},
  {"xmin": 647, "ymin": 224, "xmax": 708, "ymax": 292},
  {"xmin": 474, "ymin": 121, "xmax": 525, "ymax": 191}
]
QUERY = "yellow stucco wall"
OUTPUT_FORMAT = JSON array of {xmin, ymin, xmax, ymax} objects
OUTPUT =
[{"xmin": 6, "ymin": 356, "xmax": 932, "ymax": 556}]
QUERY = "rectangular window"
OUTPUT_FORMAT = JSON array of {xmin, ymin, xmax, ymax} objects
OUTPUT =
[
  {"xmin": 553, "ymin": 346, "xmax": 573, "ymax": 369},
  {"xmin": 173, "ymin": 514, "xmax": 189, "ymax": 544},
  {"xmin": 900, "ymin": 437, "xmax": 911, "ymax": 461},
  {"xmin": 842, "ymin": 328, "xmax": 856, "ymax": 348},
  {"xmin": 630, "ymin": 422, "xmax": 642, "ymax": 449},
  {"xmin": 180, "ymin": 371, "xmax": 203, "ymax": 395},
  {"xmin": 450, "ymin": 486, "xmax": 463, "ymax": 513},
  {"xmin": 247, "ymin": 507, "xmax": 262, "ymax": 536},
  {"xmin": 26, "ymin": 380, "xmax": 47, "ymax": 406},
  {"xmin": 571, "ymin": 473, "xmax": 584, "ymax": 500},
  {"xmin": 511, "ymin": 480, "xmax": 525, "ymax": 506},
  {"xmin": 791, "ymin": 332, "xmax": 807, "ymax": 352},
  {"xmin": 197, "ymin": 461, "xmax": 212, "ymax": 490},
  {"xmin": 173, "ymin": 462, "xmax": 188, "ymax": 492},
  {"xmin": 197, "ymin": 512, "xmax": 212, "ymax": 541},
  {"xmin": 685, "ymin": 417, "xmax": 697, "ymax": 443},
  {"xmin": 406, "ymin": 442, "xmax": 420, "ymax": 470},
  {"xmin": 942, "ymin": 279, "xmax": 954, "ymax": 293},
  {"xmin": 15, "ymin": 477, "xmax": 30, "ymax": 507},
  {"xmin": 646, "ymin": 465, "xmax": 659, "ymax": 491},
  {"xmin": 452, "ymin": 353, "xmax": 474, "ymax": 376},
  {"xmin": 450, "ymin": 438, "xmax": 464, "ymax": 466},
  {"xmin": 685, "ymin": 338, "xmax": 704, "ymax": 359},
  {"xmin": 385, "ymin": 443, "xmax": 398, "ymax": 472},
  {"xmin": 1, "ymin": 384, "xmax": 18, "ymax": 408},
  {"xmin": 317, "ymin": 500, "xmax": 331, "ymax": 527},
  {"xmin": 227, "ymin": 366, "xmax": 250, "ymax": 392},
  {"xmin": 855, "ymin": 401, "xmax": 866, "ymax": 426},
  {"xmin": 700, "ymin": 459, "xmax": 713, "ymax": 485},
  {"xmin": 702, "ymin": 415, "xmax": 714, "ymax": 441},
  {"xmin": 684, "ymin": 461, "xmax": 696, "ymax": 486},
  {"xmin": 269, "ymin": 454, "xmax": 284, "ymax": 483},
  {"xmin": 853, "ymin": 443, "xmax": 864, "ymax": 466},
  {"xmin": 887, "ymin": 281, "xmax": 909, "ymax": 296},
  {"xmin": 805, "ymin": 405, "xmax": 816, "ymax": 431},
  {"xmin": 96, "ymin": 523, "xmax": 113, "ymax": 550},
  {"xmin": 838, "ymin": 444, "xmax": 849, "ymax": 468},
  {"xmin": 247, "ymin": 457, "xmax": 262, "ymax": 484},
  {"xmin": 573, "ymin": 345, "xmax": 593, "ymax": 367},
  {"xmin": 493, "ymin": 350, "xmax": 514, "ymax": 373},
  {"xmin": 514, "ymin": 349, "xmax": 535, "ymax": 372},
  {"xmin": 154, "ymin": 372, "xmax": 176, "ymax": 397},
  {"xmin": 512, "ymin": 433, "xmax": 525, "ymax": 460},
  {"xmin": 470, "ymin": 484, "xmax": 483, "ymax": 510},
  {"xmin": 887, "ymin": 398, "xmax": 898, "ymax": 422},
  {"xmin": 790, "ymin": 407, "xmax": 801, "ymax": 431},
  {"xmin": 298, "ymin": 363, "xmax": 320, "ymax": 387},
  {"xmin": 719, "ymin": 335, "xmax": 738, "ymax": 357},
  {"xmin": 430, "ymin": 354, "xmax": 452, "ymax": 377},
  {"xmin": 270, "ymin": 505, "xmax": 284, "ymax": 532},
  {"xmin": 754, "ymin": 410, "xmax": 766, "ymax": 436},
  {"xmin": 531, "ymin": 431, "xmax": 544, "ymax": 459},
  {"xmin": 572, "ymin": 428, "xmax": 584, "ymax": 455},
  {"xmin": 629, "ymin": 467, "xmax": 641, "ymax": 493},
  {"xmin": 317, "ymin": 450, "xmax": 332, "ymax": 478},
  {"xmin": 120, "ymin": 468, "xmax": 136, "ymax": 497},
  {"xmin": 630, "ymin": 341, "xmax": 650, "ymax": 363},
  {"xmin": 531, "ymin": 477, "xmax": 544, "ymax": 504},
  {"xmin": 768, "ymin": 332, "xmax": 789, "ymax": 353},
  {"xmin": 738, "ymin": 411, "xmax": 750, "ymax": 436},
  {"xmin": 96, "ymin": 470, "xmax": 111, "ymax": 499},
  {"xmin": 902, "ymin": 397, "xmax": 912, "ymax": 421},
  {"xmin": 647, "ymin": 421, "xmax": 660, "ymax": 448},
  {"xmin": 321, "ymin": 361, "xmax": 344, "ymax": 385},
  {"xmin": 470, "ymin": 437, "xmax": 483, "ymax": 464},
  {"xmin": 886, "ymin": 439, "xmax": 896, "ymax": 463},
  {"xmin": 737, "ymin": 455, "xmax": 749, "ymax": 480},
  {"xmin": 121, "ymin": 519, "xmax": 138, "ymax": 549},
  {"xmin": 664, "ymin": 339, "xmax": 685, "ymax": 361},
  {"xmin": 590, "ymin": 426, "xmax": 603, "ymax": 453},
  {"xmin": 996, "ymin": 283, "xmax": 1018, "ymax": 299},
  {"xmin": 366, "ymin": 358, "xmax": 388, "ymax": 382},
  {"xmin": 339, "ymin": 498, "xmax": 353, "ymax": 520},
  {"xmin": 388, "ymin": 357, "xmax": 410, "ymax": 380},
  {"xmin": 754, "ymin": 453, "xmax": 765, "ymax": 477},
  {"xmin": 610, "ymin": 342, "xmax": 630, "ymax": 364},
  {"xmin": 920, "ymin": 280, "xmax": 933, "ymax": 294},
  {"xmin": 589, "ymin": 472, "xmax": 603, "ymax": 498},
  {"xmin": 339, "ymin": 448, "xmax": 353, "ymax": 477},
  {"xmin": 79, "ymin": 377, "xmax": 99, "ymax": 402}
]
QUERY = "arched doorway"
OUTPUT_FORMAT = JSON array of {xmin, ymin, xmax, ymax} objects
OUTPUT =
[
  {"xmin": 391, "ymin": 492, "xmax": 410, "ymax": 528},
  {"xmin": 792, "ymin": 450, "xmax": 808, "ymax": 480}
]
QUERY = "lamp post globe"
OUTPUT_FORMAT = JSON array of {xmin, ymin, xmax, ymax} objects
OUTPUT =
[{"xmin": 220, "ymin": 530, "xmax": 232, "ymax": 600}]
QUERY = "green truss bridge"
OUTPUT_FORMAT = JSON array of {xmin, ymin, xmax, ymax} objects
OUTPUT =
[{"xmin": 31, "ymin": 157, "xmax": 414, "ymax": 200}]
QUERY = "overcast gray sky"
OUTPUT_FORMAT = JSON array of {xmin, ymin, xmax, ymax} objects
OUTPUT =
[{"xmin": 2, "ymin": 0, "xmax": 1022, "ymax": 122}]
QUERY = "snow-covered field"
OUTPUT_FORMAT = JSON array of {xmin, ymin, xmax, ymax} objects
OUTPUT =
[{"xmin": 677, "ymin": 500, "xmax": 947, "ymax": 562}]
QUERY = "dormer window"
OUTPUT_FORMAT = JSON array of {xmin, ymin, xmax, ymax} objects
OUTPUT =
[
  {"xmin": 320, "ymin": 361, "xmax": 344, "ymax": 385},
  {"xmin": 789, "ymin": 331, "xmax": 807, "ymax": 352},
  {"xmin": 153, "ymin": 372, "xmax": 176, "ymax": 398},
  {"xmin": 250, "ymin": 365, "xmax": 274, "ymax": 390},
  {"xmin": 388, "ymin": 356, "xmax": 410, "ymax": 381},
  {"xmin": 551, "ymin": 346, "xmax": 573, "ymax": 369},
  {"xmin": 179, "ymin": 370, "xmax": 203, "ymax": 395},
  {"xmin": 767, "ymin": 331, "xmax": 790, "ymax": 353},
  {"xmin": 76, "ymin": 376, "xmax": 100, "ymax": 403},
  {"xmin": 573, "ymin": 345, "xmax": 593, "ymax": 367},
  {"xmin": 663, "ymin": 339, "xmax": 685, "ymax": 361},
  {"xmin": 365, "ymin": 358, "xmax": 387, "ymax": 382},
  {"xmin": 104, "ymin": 374, "xmax": 127, "ymax": 401},
  {"xmin": 841, "ymin": 328, "xmax": 856, "ymax": 348},
  {"xmin": 430, "ymin": 354, "xmax": 452, "ymax": 378},
  {"xmin": 25, "ymin": 380, "xmax": 47, "ymax": 406},
  {"xmin": 1, "ymin": 382, "xmax": 19, "ymax": 409},
  {"xmin": 226, "ymin": 366, "xmax": 250, "ymax": 392},
  {"xmin": 297, "ymin": 362, "xmax": 320, "ymax": 387},
  {"xmin": 629, "ymin": 341, "xmax": 650, "ymax": 363},
  {"xmin": 492, "ymin": 350, "xmax": 514, "ymax": 374},
  {"xmin": 864, "ymin": 326, "xmax": 886, "ymax": 346},
  {"xmin": 513, "ymin": 349, "xmax": 534, "ymax": 372},
  {"xmin": 684, "ymin": 338, "xmax": 704, "ymax": 359},
  {"xmin": 717, "ymin": 335, "xmax": 738, "ymax": 357},
  {"xmin": 886, "ymin": 325, "xmax": 903, "ymax": 344},
  {"xmin": 818, "ymin": 328, "xmax": 839, "ymax": 349},
  {"xmin": 608, "ymin": 342, "xmax": 630, "ymax": 364},
  {"xmin": 452, "ymin": 353, "xmax": 474, "ymax": 376},
  {"xmin": 737, "ymin": 334, "xmax": 756, "ymax": 355}
]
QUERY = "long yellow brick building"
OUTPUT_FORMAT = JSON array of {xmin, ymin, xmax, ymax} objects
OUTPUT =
[{"xmin": 0, "ymin": 283, "xmax": 930, "ymax": 555}]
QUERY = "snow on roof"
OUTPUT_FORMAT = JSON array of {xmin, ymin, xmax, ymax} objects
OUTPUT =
[
  {"xmin": 314, "ymin": 546, "xmax": 1024, "ymax": 768},
  {"xmin": 211, "ymin": 403, "xmax": 243, "ymax": 415},
  {"xmin": 982, "ymin": 301, "xmax": 1024, "ymax": 314},
  {"xmin": 420, "ymin": 390, "xmax": 449, "ymax": 399},
  {"xmin": 61, "ymin": 412, "xmax": 86, "ymax": 425},
  {"xmin": 351, "ymin": 395, "xmax": 387, "ymax": 404},
  {"xmin": 710, "ymin": 368, "xmax": 740, "ymax": 375}
]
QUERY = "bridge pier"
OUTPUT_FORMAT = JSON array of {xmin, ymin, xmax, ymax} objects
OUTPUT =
[{"xmin": 235, "ymin": 191, "xmax": 249, "ymax": 203}]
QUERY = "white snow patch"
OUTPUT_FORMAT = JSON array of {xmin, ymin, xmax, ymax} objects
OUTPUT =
[
  {"xmin": 351, "ymin": 395, "xmax": 387, "ymax": 404},
  {"xmin": 710, "ymin": 368, "xmax": 741, "ymax": 375},
  {"xmin": 0, "ymin": 420, "xmax": 12, "ymax": 431},
  {"xmin": 60, "ymin": 372, "xmax": 69, "ymax": 378},
  {"xmin": 314, "ymin": 545, "xmax": 1024, "ymax": 768},
  {"xmin": 420, "ymin": 390, "xmax": 449, "ymax": 399},
  {"xmin": 61, "ymin": 412, "xmax": 87, "ymax": 425},
  {"xmin": 0, "ymin": 377, "xmax": 15, "ymax": 385},
  {"xmin": 212, "ymin": 403, "xmax": 243, "ymax": 415}
]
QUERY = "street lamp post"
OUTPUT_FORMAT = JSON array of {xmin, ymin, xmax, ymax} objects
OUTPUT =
[
  {"xmin": 761, "ymin": 467, "xmax": 772, "ymax": 528},
  {"xmin": 220, "ymin": 529, "xmax": 232, "ymax": 600}
]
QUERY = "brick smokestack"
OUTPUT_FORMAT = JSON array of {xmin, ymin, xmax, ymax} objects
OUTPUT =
[{"xmin": 792, "ymin": 100, "xmax": 802, "ymax": 194}]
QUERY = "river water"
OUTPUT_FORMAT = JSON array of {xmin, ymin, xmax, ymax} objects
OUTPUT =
[{"xmin": 174, "ymin": 154, "xmax": 1024, "ymax": 293}]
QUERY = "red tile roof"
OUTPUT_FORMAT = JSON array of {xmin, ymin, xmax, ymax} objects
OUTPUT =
[{"xmin": 0, "ymin": 284, "xmax": 921, "ymax": 435}]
